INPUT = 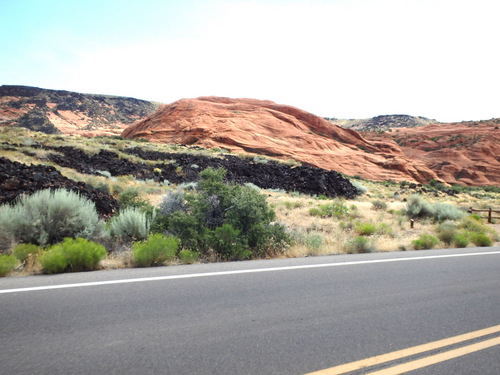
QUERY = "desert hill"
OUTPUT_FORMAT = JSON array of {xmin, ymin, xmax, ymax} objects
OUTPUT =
[
  {"xmin": 122, "ymin": 97, "xmax": 439, "ymax": 185},
  {"xmin": 0, "ymin": 85, "xmax": 159, "ymax": 136},
  {"xmin": 361, "ymin": 119, "xmax": 500, "ymax": 186}
]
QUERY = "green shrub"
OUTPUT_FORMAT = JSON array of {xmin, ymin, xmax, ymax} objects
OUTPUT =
[
  {"xmin": 179, "ymin": 250, "xmax": 199, "ymax": 264},
  {"xmin": 355, "ymin": 222, "xmax": 377, "ymax": 236},
  {"xmin": 309, "ymin": 207, "xmax": 322, "ymax": 217},
  {"xmin": 117, "ymin": 187, "xmax": 154, "ymax": 212},
  {"xmin": 436, "ymin": 221, "xmax": 459, "ymax": 245},
  {"xmin": 376, "ymin": 223, "xmax": 394, "ymax": 237},
  {"xmin": 12, "ymin": 243, "xmax": 42, "ymax": 262},
  {"xmin": 453, "ymin": 233, "xmax": 469, "ymax": 248},
  {"xmin": 0, "ymin": 254, "xmax": 18, "ymax": 277},
  {"xmin": 39, "ymin": 237, "xmax": 106, "ymax": 274},
  {"xmin": 133, "ymin": 233, "xmax": 179, "ymax": 267},
  {"xmin": 309, "ymin": 200, "xmax": 350, "ymax": 219},
  {"xmin": 166, "ymin": 168, "xmax": 291, "ymax": 258},
  {"xmin": 412, "ymin": 234, "xmax": 439, "ymax": 250},
  {"xmin": 371, "ymin": 200, "xmax": 387, "ymax": 211},
  {"xmin": 469, "ymin": 233, "xmax": 493, "ymax": 247},
  {"xmin": 208, "ymin": 224, "xmax": 250, "ymax": 260},
  {"xmin": 346, "ymin": 236, "xmax": 371, "ymax": 254},
  {"xmin": 460, "ymin": 216, "xmax": 487, "ymax": 233},
  {"xmin": 0, "ymin": 188, "xmax": 100, "ymax": 249},
  {"xmin": 110, "ymin": 207, "xmax": 153, "ymax": 242}
]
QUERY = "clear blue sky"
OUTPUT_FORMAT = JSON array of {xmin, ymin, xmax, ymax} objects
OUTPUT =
[{"xmin": 1, "ymin": 0, "xmax": 498, "ymax": 122}]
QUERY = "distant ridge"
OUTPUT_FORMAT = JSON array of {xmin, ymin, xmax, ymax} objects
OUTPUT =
[
  {"xmin": 0, "ymin": 85, "xmax": 159, "ymax": 136},
  {"xmin": 333, "ymin": 114, "xmax": 436, "ymax": 131}
]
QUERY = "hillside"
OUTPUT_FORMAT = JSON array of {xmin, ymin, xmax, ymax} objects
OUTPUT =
[
  {"xmin": 361, "ymin": 119, "xmax": 500, "ymax": 186},
  {"xmin": 122, "ymin": 97, "xmax": 439, "ymax": 185},
  {"xmin": 0, "ymin": 85, "xmax": 159, "ymax": 136}
]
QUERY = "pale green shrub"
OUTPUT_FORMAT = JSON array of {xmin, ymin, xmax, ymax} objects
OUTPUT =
[
  {"xmin": 0, "ymin": 189, "xmax": 100, "ymax": 249},
  {"xmin": 110, "ymin": 208, "xmax": 153, "ymax": 242}
]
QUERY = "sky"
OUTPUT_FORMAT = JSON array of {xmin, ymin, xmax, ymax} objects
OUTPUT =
[{"xmin": 1, "ymin": 0, "xmax": 499, "ymax": 122}]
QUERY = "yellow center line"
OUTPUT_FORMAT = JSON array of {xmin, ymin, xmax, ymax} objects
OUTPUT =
[
  {"xmin": 366, "ymin": 336, "xmax": 500, "ymax": 375},
  {"xmin": 305, "ymin": 324, "xmax": 500, "ymax": 375}
]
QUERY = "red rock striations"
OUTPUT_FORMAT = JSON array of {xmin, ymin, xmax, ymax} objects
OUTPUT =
[
  {"xmin": 122, "ymin": 97, "xmax": 440, "ymax": 184},
  {"xmin": 362, "ymin": 120, "xmax": 500, "ymax": 186}
]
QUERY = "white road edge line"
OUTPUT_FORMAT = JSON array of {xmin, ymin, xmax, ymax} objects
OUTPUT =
[{"xmin": 1, "ymin": 250, "xmax": 499, "ymax": 295}]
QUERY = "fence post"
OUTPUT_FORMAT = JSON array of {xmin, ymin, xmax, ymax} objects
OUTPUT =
[
  {"xmin": 488, "ymin": 208, "xmax": 492, "ymax": 224},
  {"xmin": 410, "ymin": 219, "xmax": 414, "ymax": 229}
]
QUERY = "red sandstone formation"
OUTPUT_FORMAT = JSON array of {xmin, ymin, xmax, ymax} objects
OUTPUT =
[
  {"xmin": 362, "ymin": 120, "xmax": 500, "ymax": 186},
  {"xmin": 122, "ymin": 97, "xmax": 441, "ymax": 184}
]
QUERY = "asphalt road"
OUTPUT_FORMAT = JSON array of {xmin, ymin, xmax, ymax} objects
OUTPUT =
[{"xmin": 1, "ymin": 247, "xmax": 499, "ymax": 374}]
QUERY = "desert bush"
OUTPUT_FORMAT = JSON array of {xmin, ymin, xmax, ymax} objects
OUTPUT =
[
  {"xmin": 0, "ymin": 254, "xmax": 18, "ymax": 277},
  {"xmin": 39, "ymin": 237, "xmax": 106, "ymax": 274},
  {"xmin": 412, "ymin": 234, "xmax": 439, "ymax": 250},
  {"xmin": 309, "ymin": 200, "xmax": 350, "ymax": 219},
  {"xmin": 208, "ymin": 224, "xmax": 250, "ymax": 260},
  {"xmin": 12, "ymin": 243, "xmax": 42, "ymax": 262},
  {"xmin": 304, "ymin": 233, "xmax": 324, "ymax": 251},
  {"xmin": 355, "ymin": 222, "xmax": 377, "ymax": 236},
  {"xmin": 433, "ymin": 203, "xmax": 465, "ymax": 222},
  {"xmin": 405, "ymin": 195, "xmax": 464, "ymax": 223},
  {"xmin": 453, "ymin": 233, "xmax": 469, "ymax": 248},
  {"xmin": 371, "ymin": 200, "xmax": 387, "ymax": 211},
  {"xmin": 436, "ymin": 221, "xmax": 459, "ymax": 245},
  {"xmin": 0, "ymin": 189, "xmax": 100, "ymax": 249},
  {"xmin": 117, "ymin": 187, "xmax": 154, "ymax": 213},
  {"xmin": 346, "ymin": 236, "xmax": 371, "ymax": 254},
  {"xmin": 179, "ymin": 249, "xmax": 199, "ymax": 264},
  {"xmin": 469, "ymin": 233, "xmax": 493, "ymax": 247},
  {"xmin": 351, "ymin": 180, "xmax": 368, "ymax": 194},
  {"xmin": 132, "ymin": 233, "xmax": 179, "ymax": 267},
  {"xmin": 166, "ymin": 167, "xmax": 292, "ymax": 258},
  {"xmin": 376, "ymin": 223, "xmax": 394, "ymax": 237},
  {"xmin": 159, "ymin": 190, "xmax": 186, "ymax": 215},
  {"xmin": 109, "ymin": 208, "xmax": 153, "ymax": 242},
  {"xmin": 405, "ymin": 195, "xmax": 435, "ymax": 219}
]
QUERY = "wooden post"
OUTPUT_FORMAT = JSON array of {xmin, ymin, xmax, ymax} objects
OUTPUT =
[
  {"xmin": 468, "ymin": 207, "xmax": 473, "ymax": 214},
  {"xmin": 488, "ymin": 208, "xmax": 492, "ymax": 224},
  {"xmin": 410, "ymin": 219, "xmax": 414, "ymax": 229}
]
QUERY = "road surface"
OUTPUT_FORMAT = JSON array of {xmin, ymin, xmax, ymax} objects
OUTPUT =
[{"xmin": 1, "ymin": 247, "xmax": 499, "ymax": 374}]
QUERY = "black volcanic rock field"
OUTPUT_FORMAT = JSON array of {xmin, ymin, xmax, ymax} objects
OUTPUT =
[
  {"xmin": 0, "ymin": 157, "xmax": 119, "ymax": 217},
  {"xmin": 0, "ymin": 140, "xmax": 359, "ymax": 212},
  {"xmin": 46, "ymin": 145, "xmax": 359, "ymax": 199}
]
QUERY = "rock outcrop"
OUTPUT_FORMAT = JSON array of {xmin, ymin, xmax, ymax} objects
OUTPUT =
[
  {"xmin": 362, "ymin": 119, "xmax": 500, "ymax": 186},
  {"xmin": 122, "ymin": 97, "xmax": 439, "ymax": 184}
]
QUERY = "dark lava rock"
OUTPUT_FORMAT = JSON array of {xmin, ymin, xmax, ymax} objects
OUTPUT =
[
  {"xmin": 44, "ymin": 145, "xmax": 358, "ymax": 198},
  {"xmin": 0, "ymin": 157, "xmax": 118, "ymax": 218}
]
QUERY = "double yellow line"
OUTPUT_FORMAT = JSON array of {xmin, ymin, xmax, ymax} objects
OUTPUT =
[{"xmin": 306, "ymin": 324, "xmax": 500, "ymax": 375}]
